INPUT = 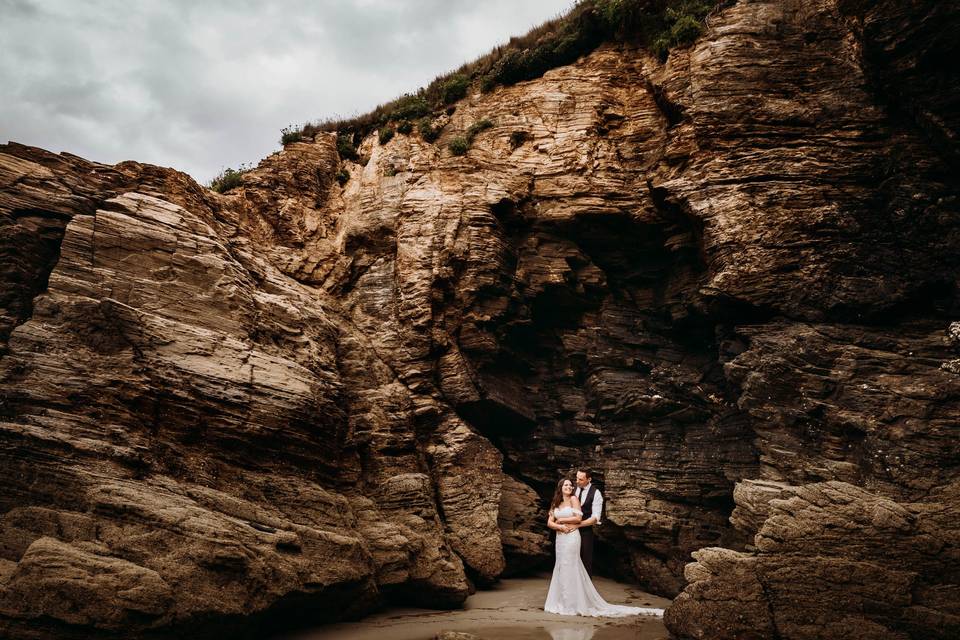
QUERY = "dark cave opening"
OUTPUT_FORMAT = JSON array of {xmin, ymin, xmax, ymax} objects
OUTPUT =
[{"xmin": 0, "ymin": 208, "xmax": 71, "ymax": 348}]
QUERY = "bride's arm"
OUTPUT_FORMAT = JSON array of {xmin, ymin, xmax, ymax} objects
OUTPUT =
[{"xmin": 548, "ymin": 512, "xmax": 571, "ymax": 533}]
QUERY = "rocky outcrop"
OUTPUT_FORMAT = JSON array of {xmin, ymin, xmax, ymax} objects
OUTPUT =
[
  {"xmin": 666, "ymin": 481, "xmax": 960, "ymax": 639},
  {"xmin": 0, "ymin": 0, "xmax": 957, "ymax": 638},
  {"xmin": 497, "ymin": 474, "xmax": 551, "ymax": 575},
  {"xmin": 0, "ymin": 149, "xmax": 474, "ymax": 638},
  {"xmin": 653, "ymin": 0, "xmax": 960, "ymax": 636}
]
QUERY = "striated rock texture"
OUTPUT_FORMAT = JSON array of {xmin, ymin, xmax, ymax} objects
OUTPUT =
[
  {"xmin": 668, "ymin": 481, "xmax": 960, "ymax": 640},
  {"xmin": 0, "ymin": 0, "xmax": 958, "ymax": 638},
  {"xmin": 0, "ymin": 151, "xmax": 474, "ymax": 638}
]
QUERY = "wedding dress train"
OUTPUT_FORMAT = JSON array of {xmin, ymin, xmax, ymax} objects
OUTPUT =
[{"xmin": 544, "ymin": 506, "xmax": 664, "ymax": 618}]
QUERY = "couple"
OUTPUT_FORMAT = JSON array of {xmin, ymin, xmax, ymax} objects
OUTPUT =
[{"xmin": 543, "ymin": 469, "xmax": 663, "ymax": 618}]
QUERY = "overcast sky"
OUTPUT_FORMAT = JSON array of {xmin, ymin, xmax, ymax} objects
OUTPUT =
[{"xmin": 1, "ymin": 0, "xmax": 570, "ymax": 184}]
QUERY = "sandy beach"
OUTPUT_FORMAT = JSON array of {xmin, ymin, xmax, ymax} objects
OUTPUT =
[{"xmin": 277, "ymin": 574, "xmax": 671, "ymax": 640}]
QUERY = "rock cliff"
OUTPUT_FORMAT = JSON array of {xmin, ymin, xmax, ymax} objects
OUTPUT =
[{"xmin": 1, "ymin": 0, "xmax": 957, "ymax": 638}]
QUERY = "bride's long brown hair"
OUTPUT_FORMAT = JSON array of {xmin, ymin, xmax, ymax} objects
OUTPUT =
[{"xmin": 549, "ymin": 478, "xmax": 573, "ymax": 512}]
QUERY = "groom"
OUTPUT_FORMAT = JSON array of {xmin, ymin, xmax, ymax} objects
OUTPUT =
[{"xmin": 575, "ymin": 468, "xmax": 602, "ymax": 576}]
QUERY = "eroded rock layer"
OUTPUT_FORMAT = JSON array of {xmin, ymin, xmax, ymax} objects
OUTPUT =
[{"xmin": 0, "ymin": 0, "xmax": 957, "ymax": 638}]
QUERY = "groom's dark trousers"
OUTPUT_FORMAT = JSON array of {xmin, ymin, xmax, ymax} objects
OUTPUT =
[{"xmin": 578, "ymin": 483, "xmax": 598, "ymax": 576}]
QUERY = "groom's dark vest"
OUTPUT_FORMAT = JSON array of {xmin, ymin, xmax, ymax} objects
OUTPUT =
[{"xmin": 579, "ymin": 485, "xmax": 598, "ymax": 524}]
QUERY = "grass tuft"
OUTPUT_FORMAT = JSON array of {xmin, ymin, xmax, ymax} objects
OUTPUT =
[
  {"xmin": 467, "ymin": 118, "xmax": 494, "ymax": 139},
  {"xmin": 389, "ymin": 94, "xmax": 431, "ymax": 121},
  {"xmin": 441, "ymin": 73, "xmax": 471, "ymax": 104},
  {"xmin": 447, "ymin": 117, "xmax": 496, "ymax": 156},
  {"xmin": 448, "ymin": 136, "xmax": 470, "ymax": 156},
  {"xmin": 209, "ymin": 164, "xmax": 252, "ymax": 193},
  {"xmin": 280, "ymin": 125, "xmax": 303, "ymax": 146},
  {"xmin": 337, "ymin": 133, "xmax": 359, "ymax": 161},
  {"xmin": 419, "ymin": 117, "xmax": 442, "ymax": 142}
]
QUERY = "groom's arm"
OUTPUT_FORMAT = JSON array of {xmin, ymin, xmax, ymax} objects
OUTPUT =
[
  {"xmin": 579, "ymin": 491, "xmax": 603, "ymax": 527},
  {"xmin": 549, "ymin": 512, "xmax": 575, "ymax": 533}
]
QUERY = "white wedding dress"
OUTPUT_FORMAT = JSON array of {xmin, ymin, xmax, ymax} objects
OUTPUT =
[{"xmin": 544, "ymin": 506, "xmax": 664, "ymax": 618}]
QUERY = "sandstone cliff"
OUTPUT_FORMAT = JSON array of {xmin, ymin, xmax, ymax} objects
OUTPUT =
[{"xmin": 0, "ymin": 0, "xmax": 957, "ymax": 638}]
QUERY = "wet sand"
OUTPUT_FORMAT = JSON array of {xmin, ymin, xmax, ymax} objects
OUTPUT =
[{"xmin": 279, "ymin": 574, "xmax": 670, "ymax": 640}]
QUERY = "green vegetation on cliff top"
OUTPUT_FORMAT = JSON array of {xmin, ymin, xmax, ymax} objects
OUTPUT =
[
  {"xmin": 209, "ymin": 164, "xmax": 251, "ymax": 193},
  {"xmin": 280, "ymin": 0, "xmax": 718, "ymax": 152}
]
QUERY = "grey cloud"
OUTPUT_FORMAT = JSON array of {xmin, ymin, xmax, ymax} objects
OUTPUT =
[
  {"xmin": 0, "ymin": 0, "xmax": 570, "ymax": 183},
  {"xmin": 0, "ymin": 0, "xmax": 42, "ymax": 18}
]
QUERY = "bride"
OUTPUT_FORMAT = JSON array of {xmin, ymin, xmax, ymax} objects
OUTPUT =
[{"xmin": 544, "ymin": 478, "xmax": 664, "ymax": 618}]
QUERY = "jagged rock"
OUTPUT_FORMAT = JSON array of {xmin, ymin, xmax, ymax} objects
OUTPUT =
[
  {"xmin": 722, "ymin": 319, "xmax": 960, "ymax": 497},
  {"xmin": 728, "ymin": 480, "xmax": 797, "ymax": 543},
  {"xmin": 666, "ymin": 481, "xmax": 960, "ymax": 640},
  {"xmin": 497, "ymin": 474, "xmax": 551, "ymax": 575},
  {"xmin": 0, "ymin": 158, "xmax": 469, "ymax": 637},
  {"xmin": 428, "ymin": 415, "xmax": 506, "ymax": 584},
  {"xmin": 947, "ymin": 322, "xmax": 960, "ymax": 349},
  {"xmin": 942, "ymin": 358, "xmax": 960, "ymax": 375},
  {"xmin": 659, "ymin": 0, "xmax": 960, "ymax": 634}
]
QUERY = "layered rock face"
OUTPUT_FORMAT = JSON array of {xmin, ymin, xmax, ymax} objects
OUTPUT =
[
  {"xmin": 0, "ymin": 150, "xmax": 477, "ymax": 638},
  {"xmin": 1, "ymin": 0, "xmax": 957, "ymax": 638}
]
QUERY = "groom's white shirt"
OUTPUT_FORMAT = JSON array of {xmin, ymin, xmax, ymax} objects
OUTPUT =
[{"xmin": 576, "ymin": 483, "xmax": 602, "ymax": 525}]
